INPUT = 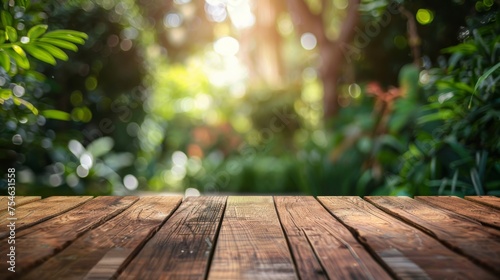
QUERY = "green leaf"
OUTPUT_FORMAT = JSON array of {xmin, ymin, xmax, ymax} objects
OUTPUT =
[
  {"xmin": 36, "ymin": 42, "xmax": 68, "ymax": 61},
  {"xmin": 42, "ymin": 109, "xmax": 71, "ymax": 121},
  {"xmin": 27, "ymin": 24, "xmax": 48, "ymax": 39},
  {"xmin": 38, "ymin": 37, "xmax": 78, "ymax": 51},
  {"xmin": 18, "ymin": 0, "xmax": 31, "ymax": 8},
  {"xmin": 43, "ymin": 32, "xmax": 86, "ymax": 45},
  {"xmin": 474, "ymin": 62, "xmax": 500, "ymax": 92},
  {"xmin": 1, "ymin": 11, "xmax": 13, "ymax": 27},
  {"xmin": 5, "ymin": 26, "xmax": 17, "ymax": 42},
  {"xmin": 0, "ymin": 50, "xmax": 10, "ymax": 72},
  {"xmin": 436, "ymin": 80, "xmax": 474, "ymax": 94},
  {"xmin": 0, "ymin": 88, "xmax": 12, "ymax": 99},
  {"xmin": 12, "ymin": 96, "xmax": 38, "ymax": 115},
  {"xmin": 418, "ymin": 110, "xmax": 454, "ymax": 124},
  {"xmin": 447, "ymin": 52, "xmax": 463, "ymax": 71},
  {"xmin": 25, "ymin": 70, "xmax": 46, "ymax": 81},
  {"xmin": 12, "ymin": 44, "xmax": 26, "ymax": 56},
  {"xmin": 442, "ymin": 43, "xmax": 477, "ymax": 55},
  {"xmin": 467, "ymin": 62, "xmax": 500, "ymax": 108},
  {"xmin": 87, "ymin": 137, "xmax": 114, "ymax": 158},
  {"xmin": 22, "ymin": 44, "xmax": 56, "ymax": 65},
  {"xmin": 0, "ymin": 30, "xmax": 5, "ymax": 44},
  {"xmin": 4, "ymin": 47, "xmax": 30, "ymax": 69},
  {"xmin": 44, "ymin": 29, "xmax": 88, "ymax": 39}
]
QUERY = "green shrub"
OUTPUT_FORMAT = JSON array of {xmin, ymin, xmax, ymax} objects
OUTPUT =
[{"xmin": 398, "ymin": 13, "xmax": 500, "ymax": 196}]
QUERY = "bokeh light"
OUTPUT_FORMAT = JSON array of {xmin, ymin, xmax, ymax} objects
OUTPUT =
[
  {"xmin": 416, "ymin": 9, "xmax": 434, "ymax": 25},
  {"xmin": 213, "ymin": 36, "xmax": 240, "ymax": 56},
  {"xmin": 123, "ymin": 174, "xmax": 139, "ymax": 190},
  {"xmin": 300, "ymin": 32, "xmax": 317, "ymax": 50}
]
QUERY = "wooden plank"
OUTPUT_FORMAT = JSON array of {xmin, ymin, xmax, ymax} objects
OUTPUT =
[
  {"xmin": 465, "ymin": 196, "xmax": 500, "ymax": 210},
  {"xmin": 118, "ymin": 196, "xmax": 226, "ymax": 280},
  {"xmin": 275, "ymin": 196, "xmax": 391, "ymax": 280},
  {"xmin": 416, "ymin": 196, "xmax": 500, "ymax": 230},
  {"xmin": 0, "ymin": 196, "xmax": 138, "ymax": 278},
  {"xmin": 20, "ymin": 196, "xmax": 182, "ymax": 280},
  {"xmin": 0, "ymin": 196, "xmax": 41, "ymax": 211},
  {"xmin": 0, "ymin": 196, "xmax": 93, "ymax": 238},
  {"xmin": 366, "ymin": 196, "xmax": 500, "ymax": 274},
  {"xmin": 318, "ymin": 196, "xmax": 496, "ymax": 279},
  {"xmin": 208, "ymin": 196, "xmax": 297, "ymax": 280}
]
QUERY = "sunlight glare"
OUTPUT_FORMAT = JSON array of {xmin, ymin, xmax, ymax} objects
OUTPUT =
[
  {"xmin": 164, "ymin": 13, "xmax": 183, "ymax": 28},
  {"xmin": 227, "ymin": 0, "xmax": 255, "ymax": 29},
  {"xmin": 123, "ymin": 174, "xmax": 139, "ymax": 190},
  {"xmin": 185, "ymin": 187, "xmax": 200, "ymax": 197},
  {"xmin": 68, "ymin": 139, "xmax": 84, "ymax": 157},
  {"xmin": 205, "ymin": 0, "xmax": 227, "ymax": 22},
  {"xmin": 172, "ymin": 151, "xmax": 188, "ymax": 167},
  {"xmin": 301, "ymin": 32, "xmax": 317, "ymax": 50},
  {"xmin": 195, "ymin": 94, "xmax": 212, "ymax": 110},
  {"xmin": 213, "ymin": 36, "xmax": 240, "ymax": 56}
]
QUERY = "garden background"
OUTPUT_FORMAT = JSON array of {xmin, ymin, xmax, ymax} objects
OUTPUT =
[{"xmin": 1, "ymin": 0, "xmax": 499, "ymax": 197}]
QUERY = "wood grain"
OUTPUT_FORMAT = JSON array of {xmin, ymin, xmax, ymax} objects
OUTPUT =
[
  {"xmin": 0, "ymin": 196, "xmax": 93, "ymax": 238},
  {"xmin": 20, "ymin": 196, "xmax": 182, "ymax": 280},
  {"xmin": 416, "ymin": 196, "xmax": 500, "ymax": 229},
  {"xmin": 0, "ymin": 196, "xmax": 41, "ymax": 211},
  {"xmin": 208, "ymin": 196, "xmax": 297, "ymax": 280},
  {"xmin": 275, "ymin": 196, "xmax": 390, "ymax": 280},
  {"xmin": 366, "ymin": 196, "xmax": 500, "ymax": 274},
  {"xmin": 318, "ymin": 196, "xmax": 496, "ymax": 279},
  {"xmin": 0, "ymin": 196, "xmax": 138, "ymax": 279},
  {"xmin": 465, "ymin": 196, "xmax": 500, "ymax": 210},
  {"xmin": 118, "ymin": 196, "xmax": 226, "ymax": 280}
]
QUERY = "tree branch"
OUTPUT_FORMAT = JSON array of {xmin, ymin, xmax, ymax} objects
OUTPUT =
[
  {"xmin": 285, "ymin": 0, "xmax": 327, "ymax": 44},
  {"xmin": 399, "ymin": 6, "xmax": 421, "ymax": 66},
  {"xmin": 336, "ymin": 0, "xmax": 361, "ymax": 50}
]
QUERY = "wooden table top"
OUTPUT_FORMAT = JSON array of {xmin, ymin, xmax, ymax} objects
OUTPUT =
[{"xmin": 0, "ymin": 195, "xmax": 499, "ymax": 279}]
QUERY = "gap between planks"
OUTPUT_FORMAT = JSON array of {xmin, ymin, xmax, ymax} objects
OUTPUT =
[
  {"xmin": 20, "ymin": 196, "xmax": 183, "ymax": 280},
  {"xmin": 274, "ymin": 196, "xmax": 391, "ymax": 280},
  {"xmin": 207, "ymin": 196, "xmax": 297, "ymax": 280},
  {"xmin": 0, "ymin": 196, "xmax": 139, "ymax": 279},
  {"xmin": 118, "ymin": 196, "xmax": 226, "ymax": 280},
  {"xmin": 0, "ymin": 196, "xmax": 41, "ymax": 212},
  {"xmin": 0, "ymin": 196, "xmax": 93, "ymax": 239},
  {"xmin": 416, "ymin": 196, "xmax": 500, "ymax": 230},
  {"xmin": 365, "ymin": 196, "xmax": 500, "ymax": 275},
  {"xmin": 465, "ymin": 196, "xmax": 500, "ymax": 210},
  {"xmin": 318, "ymin": 196, "xmax": 497, "ymax": 279}
]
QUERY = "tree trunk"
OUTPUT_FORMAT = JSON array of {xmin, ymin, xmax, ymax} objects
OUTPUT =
[
  {"xmin": 240, "ymin": 0, "xmax": 285, "ymax": 87},
  {"xmin": 286, "ymin": 0, "xmax": 360, "ymax": 120}
]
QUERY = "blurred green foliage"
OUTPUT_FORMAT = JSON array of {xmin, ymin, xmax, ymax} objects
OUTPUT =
[
  {"xmin": 1, "ymin": 0, "xmax": 499, "ymax": 197},
  {"xmin": 396, "ymin": 13, "xmax": 500, "ymax": 196}
]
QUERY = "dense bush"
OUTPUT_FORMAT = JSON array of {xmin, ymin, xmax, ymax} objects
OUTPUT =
[
  {"xmin": 397, "ymin": 12, "xmax": 500, "ymax": 195},
  {"xmin": 2, "ymin": 0, "xmax": 498, "ymax": 197},
  {"xmin": 1, "ymin": 0, "xmax": 149, "ymax": 195}
]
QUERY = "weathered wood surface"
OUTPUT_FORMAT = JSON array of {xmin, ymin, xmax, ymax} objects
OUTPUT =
[
  {"xmin": 208, "ymin": 196, "xmax": 297, "ymax": 280},
  {"xmin": 21, "ymin": 196, "xmax": 182, "ymax": 280},
  {"xmin": 416, "ymin": 196, "xmax": 500, "ymax": 229},
  {"xmin": 0, "ymin": 196, "xmax": 93, "ymax": 238},
  {"xmin": 119, "ymin": 196, "xmax": 226, "ymax": 280},
  {"xmin": 0, "ymin": 196, "xmax": 138, "ymax": 279},
  {"xmin": 465, "ymin": 195, "xmax": 500, "ymax": 210},
  {"xmin": 318, "ymin": 196, "xmax": 497, "ymax": 279},
  {"xmin": 366, "ymin": 196, "xmax": 500, "ymax": 274},
  {"xmin": 2, "ymin": 195, "xmax": 498, "ymax": 279},
  {"xmin": 275, "ymin": 196, "xmax": 390, "ymax": 280},
  {"xmin": 0, "ymin": 196, "xmax": 40, "ymax": 211}
]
